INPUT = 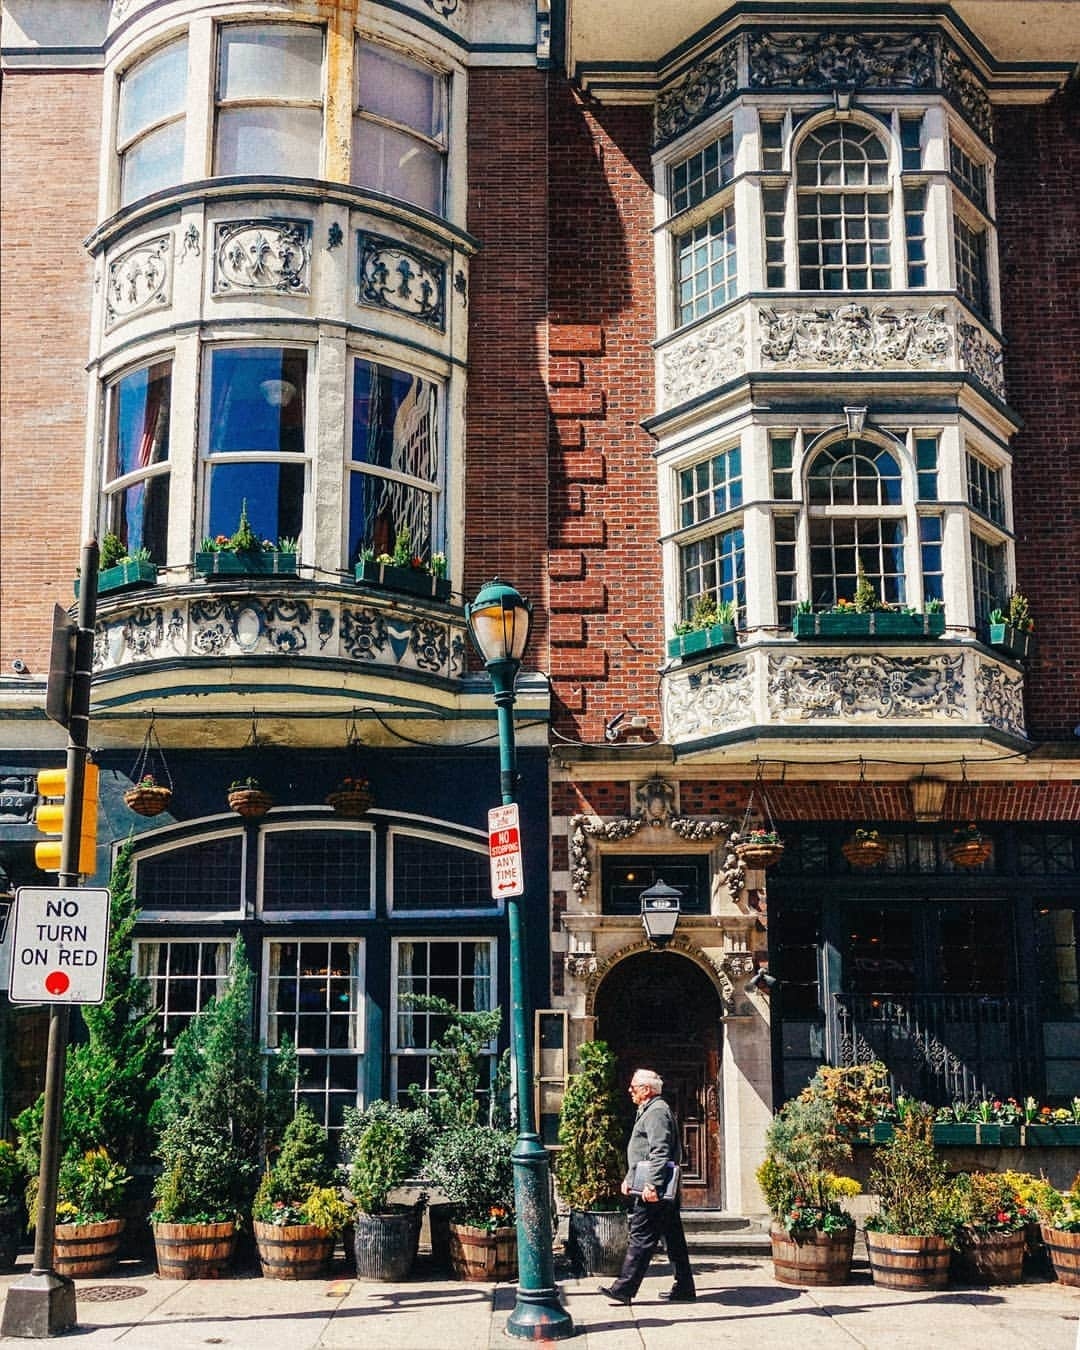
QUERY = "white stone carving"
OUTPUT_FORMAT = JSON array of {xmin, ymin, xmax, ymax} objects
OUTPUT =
[
  {"xmin": 759, "ymin": 303, "xmax": 951, "ymax": 369},
  {"xmin": 975, "ymin": 662, "xmax": 1026, "ymax": 738},
  {"xmin": 105, "ymin": 234, "xmax": 172, "ymax": 331},
  {"xmin": 661, "ymin": 312, "xmax": 745, "ymax": 407},
  {"xmin": 663, "ymin": 658, "xmax": 753, "ymax": 742},
  {"xmin": 767, "ymin": 652, "xmax": 965, "ymax": 721},
  {"xmin": 214, "ymin": 219, "xmax": 312, "ymax": 295},
  {"xmin": 958, "ymin": 322, "xmax": 1006, "ymax": 401}
]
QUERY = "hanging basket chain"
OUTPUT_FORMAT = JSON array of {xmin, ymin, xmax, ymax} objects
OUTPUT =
[
  {"xmin": 128, "ymin": 712, "xmax": 173, "ymax": 791},
  {"xmin": 327, "ymin": 711, "xmax": 373, "ymax": 817}
]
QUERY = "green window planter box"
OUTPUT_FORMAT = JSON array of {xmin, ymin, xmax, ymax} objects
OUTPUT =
[
  {"xmin": 355, "ymin": 560, "xmax": 451, "ymax": 602},
  {"xmin": 75, "ymin": 559, "xmax": 157, "ymax": 598},
  {"xmin": 974, "ymin": 1124, "xmax": 1021, "ymax": 1146},
  {"xmin": 792, "ymin": 611, "xmax": 945, "ymax": 639},
  {"xmin": 195, "ymin": 551, "xmax": 297, "ymax": 577},
  {"xmin": 1022, "ymin": 1124, "xmax": 1080, "ymax": 1146},
  {"xmin": 666, "ymin": 622, "xmax": 737, "ymax": 660},
  {"xmin": 931, "ymin": 1123, "xmax": 977, "ymax": 1146},
  {"xmin": 988, "ymin": 622, "xmax": 1035, "ymax": 660},
  {"xmin": 871, "ymin": 1122, "xmax": 895, "ymax": 1144}
]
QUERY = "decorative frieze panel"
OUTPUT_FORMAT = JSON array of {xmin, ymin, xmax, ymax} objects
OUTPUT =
[
  {"xmin": 213, "ymin": 219, "xmax": 312, "ymax": 295},
  {"xmin": 759, "ymin": 303, "xmax": 951, "ymax": 370},
  {"xmin": 941, "ymin": 43, "xmax": 993, "ymax": 144},
  {"xmin": 357, "ymin": 231, "xmax": 445, "ymax": 330},
  {"xmin": 747, "ymin": 30, "xmax": 935, "ymax": 91},
  {"xmin": 654, "ymin": 40, "xmax": 737, "ymax": 147},
  {"xmin": 569, "ymin": 811, "xmax": 744, "ymax": 905},
  {"xmin": 105, "ymin": 234, "xmax": 172, "ymax": 331},
  {"xmin": 90, "ymin": 586, "xmax": 467, "ymax": 682},
  {"xmin": 975, "ymin": 662, "xmax": 1026, "ymax": 738},
  {"xmin": 661, "ymin": 312, "xmax": 744, "ymax": 406},
  {"xmin": 958, "ymin": 322, "xmax": 1006, "ymax": 401},
  {"xmin": 768, "ymin": 652, "xmax": 965, "ymax": 721},
  {"xmin": 663, "ymin": 658, "xmax": 753, "ymax": 742}
]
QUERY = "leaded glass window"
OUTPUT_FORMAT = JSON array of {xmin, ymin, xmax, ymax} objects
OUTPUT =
[
  {"xmin": 391, "ymin": 834, "xmax": 492, "ymax": 911},
  {"xmin": 796, "ymin": 122, "xmax": 891, "ymax": 290},
  {"xmin": 670, "ymin": 130, "xmax": 734, "ymax": 213},
  {"xmin": 262, "ymin": 829, "xmax": 373, "ymax": 912},
  {"xmin": 676, "ymin": 207, "xmax": 737, "ymax": 325},
  {"xmin": 135, "ymin": 835, "xmax": 244, "ymax": 913}
]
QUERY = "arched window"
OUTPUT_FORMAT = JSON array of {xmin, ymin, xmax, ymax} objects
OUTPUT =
[
  {"xmin": 807, "ymin": 439, "xmax": 906, "ymax": 608},
  {"xmin": 796, "ymin": 122, "xmax": 891, "ymax": 290}
]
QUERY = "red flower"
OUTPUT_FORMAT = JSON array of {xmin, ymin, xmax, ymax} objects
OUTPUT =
[{"xmin": 996, "ymin": 1211, "xmax": 1008, "ymax": 1223}]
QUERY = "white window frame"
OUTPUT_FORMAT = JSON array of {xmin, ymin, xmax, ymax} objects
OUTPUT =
[
  {"xmin": 132, "ymin": 935, "xmax": 236, "ymax": 1051},
  {"xmin": 132, "ymin": 827, "xmax": 246, "ymax": 922},
  {"xmin": 100, "ymin": 354, "xmax": 174, "ymax": 561},
  {"xmin": 115, "ymin": 35, "xmax": 189, "ymax": 209},
  {"xmin": 257, "ymin": 821, "xmax": 377, "ymax": 921},
  {"xmin": 389, "ymin": 935, "xmax": 498, "ymax": 1102},
  {"xmin": 661, "ymin": 120, "xmax": 739, "ymax": 333},
  {"xmin": 387, "ymin": 824, "xmax": 498, "ymax": 918}
]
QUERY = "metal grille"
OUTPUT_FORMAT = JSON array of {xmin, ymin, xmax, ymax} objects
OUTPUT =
[
  {"xmin": 136, "ymin": 836, "xmax": 243, "ymax": 912},
  {"xmin": 262, "ymin": 829, "xmax": 373, "ymax": 911},
  {"xmin": 392, "ymin": 833, "xmax": 490, "ymax": 910}
]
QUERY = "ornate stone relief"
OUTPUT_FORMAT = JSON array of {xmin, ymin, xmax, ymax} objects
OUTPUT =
[
  {"xmin": 654, "ymin": 41, "xmax": 738, "ymax": 146},
  {"xmin": 182, "ymin": 224, "xmax": 200, "ymax": 258},
  {"xmin": 747, "ymin": 30, "xmax": 935, "ymax": 90},
  {"xmin": 213, "ymin": 219, "xmax": 311, "ymax": 295},
  {"xmin": 564, "ymin": 952, "xmax": 599, "ymax": 979},
  {"xmin": 975, "ymin": 663, "xmax": 1026, "ymax": 738},
  {"xmin": 759, "ymin": 304, "xmax": 951, "ymax": 370},
  {"xmin": 357, "ymin": 232, "xmax": 445, "ymax": 329},
  {"xmin": 581, "ymin": 936, "xmax": 746, "ymax": 1015},
  {"xmin": 716, "ymin": 951, "xmax": 756, "ymax": 1014},
  {"xmin": 569, "ymin": 812, "xmax": 744, "ymax": 904},
  {"xmin": 423, "ymin": 0, "xmax": 459, "ymax": 16},
  {"xmin": 661, "ymin": 312, "xmax": 744, "ymax": 407},
  {"xmin": 669, "ymin": 818, "xmax": 746, "ymax": 900},
  {"xmin": 105, "ymin": 234, "xmax": 172, "ymax": 330},
  {"xmin": 941, "ymin": 44, "xmax": 993, "ymax": 144},
  {"xmin": 633, "ymin": 777, "xmax": 677, "ymax": 826},
  {"xmin": 663, "ymin": 658, "xmax": 753, "ymax": 742},
  {"xmin": 767, "ymin": 652, "xmax": 965, "ymax": 721},
  {"xmin": 958, "ymin": 322, "xmax": 1006, "ymax": 401}
]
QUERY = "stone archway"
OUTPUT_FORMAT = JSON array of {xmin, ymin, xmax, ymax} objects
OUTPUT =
[{"xmin": 594, "ymin": 950, "xmax": 723, "ymax": 1209}]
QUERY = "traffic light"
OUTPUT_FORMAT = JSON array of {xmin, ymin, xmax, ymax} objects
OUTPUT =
[{"xmin": 34, "ymin": 763, "xmax": 99, "ymax": 875}]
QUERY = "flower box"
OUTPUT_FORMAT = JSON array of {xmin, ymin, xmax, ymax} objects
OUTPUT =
[
  {"xmin": 666, "ymin": 622, "xmax": 737, "ymax": 660},
  {"xmin": 195, "ymin": 551, "xmax": 297, "ymax": 577},
  {"xmin": 931, "ymin": 1123, "xmax": 977, "ymax": 1146},
  {"xmin": 792, "ymin": 612, "xmax": 945, "ymax": 640},
  {"xmin": 1023, "ymin": 1124, "xmax": 1080, "ymax": 1146},
  {"xmin": 989, "ymin": 622, "xmax": 1035, "ymax": 660},
  {"xmin": 355, "ymin": 560, "xmax": 451, "ymax": 602},
  {"xmin": 75, "ymin": 558, "xmax": 157, "ymax": 598},
  {"xmin": 975, "ymin": 1124, "xmax": 1021, "ymax": 1147}
]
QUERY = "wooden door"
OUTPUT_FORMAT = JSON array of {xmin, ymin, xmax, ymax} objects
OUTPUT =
[{"xmin": 594, "ymin": 951, "xmax": 722, "ymax": 1209}]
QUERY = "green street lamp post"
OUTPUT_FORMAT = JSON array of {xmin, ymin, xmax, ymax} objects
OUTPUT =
[{"xmin": 466, "ymin": 579, "xmax": 575, "ymax": 1342}]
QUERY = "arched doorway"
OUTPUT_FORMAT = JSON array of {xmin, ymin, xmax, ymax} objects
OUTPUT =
[{"xmin": 594, "ymin": 951, "xmax": 723, "ymax": 1209}]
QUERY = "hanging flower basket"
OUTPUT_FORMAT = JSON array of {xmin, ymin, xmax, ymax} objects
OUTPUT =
[
  {"xmin": 125, "ymin": 716, "xmax": 174, "ymax": 816},
  {"xmin": 124, "ymin": 780, "xmax": 173, "ymax": 817},
  {"xmin": 735, "ymin": 831, "xmax": 785, "ymax": 869},
  {"xmin": 947, "ymin": 824, "xmax": 991, "ymax": 869},
  {"xmin": 325, "ymin": 778, "xmax": 373, "ymax": 818},
  {"xmin": 842, "ymin": 831, "xmax": 889, "ymax": 869},
  {"xmin": 228, "ymin": 782, "xmax": 273, "ymax": 818}
]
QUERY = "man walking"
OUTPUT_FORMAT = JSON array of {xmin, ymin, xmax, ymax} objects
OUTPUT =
[{"xmin": 600, "ymin": 1068, "xmax": 696, "ymax": 1305}]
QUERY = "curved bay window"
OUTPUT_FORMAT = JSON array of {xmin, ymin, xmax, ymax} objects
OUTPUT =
[
  {"xmin": 215, "ymin": 24, "xmax": 324, "ymax": 178},
  {"xmin": 348, "ymin": 357, "xmax": 440, "ymax": 566},
  {"xmin": 203, "ymin": 347, "xmax": 307, "ymax": 546},
  {"xmin": 797, "ymin": 122, "xmax": 891, "ymax": 290},
  {"xmin": 807, "ymin": 438, "xmax": 905, "ymax": 608},
  {"xmin": 116, "ymin": 38, "xmax": 188, "ymax": 207},
  {"xmin": 102, "ymin": 359, "xmax": 171, "ymax": 562}
]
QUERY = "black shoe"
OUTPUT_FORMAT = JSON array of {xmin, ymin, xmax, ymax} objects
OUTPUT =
[
  {"xmin": 599, "ymin": 1286, "xmax": 632, "ymax": 1305},
  {"xmin": 659, "ymin": 1287, "xmax": 697, "ymax": 1302}
]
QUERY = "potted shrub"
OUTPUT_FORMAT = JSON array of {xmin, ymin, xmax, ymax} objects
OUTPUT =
[
  {"xmin": 325, "ymin": 775, "xmax": 373, "ymax": 818},
  {"xmin": 1036, "ymin": 1179, "xmax": 1080, "ymax": 1286},
  {"xmin": 45, "ymin": 1148, "xmax": 130, "ymax": 1278},
  {"xmin": 554, "ymin": 1040, "xmax": 628, "ymax": 1277},
  {"xmin": 988, "ymin": 592, "xmax": 1035, "ymax": 660},
  {"xmin": 951, "ymin": 1172, "xmax": 1033, "ymax": 1285},
  {"xmin": 666, "ymin": 595, "xmax": 738, "ymax": 661},
  {"xmin": 75, "ymin": 531, "xmax": 157, "ymax": 598},
  {"xmin": 227, "ymin": 775, "xmax": 274, "ymax": 818},
  {"xmin": 841, "ymin": 827, "xmax": 889, "ymax": 868},
  {"xmin": 195, "ymin": 501, "xmax": 298, "ymax": 577},
  {"xmin": 150, "ymin": 943, "xmax": 293, "ymax": 1278},
  {"xmin": 0, "ymin": 1141, "xmax": 24, "ymax": 1270},
  {"xmin": 734, "ymin": 827, "xmax": 784, "ymax": 869},
  {"xmin": 355, "ymin": 527, "xmax": 451, "ymax": 602},
  {"xmin": 865, "ymin": 1111, "xmax": 957, "ymax": 1289},
  {"xmin": 253, "ymin": 1105, "xmax": 348, "ymax": 1279},
  {"xmin": 340, "ymin": 1100, "xmax": 434, "ymax": 1270},
  {"xmin": 124, "ymin": 773, "xmax": 173, "ymax": 817},
  {"xmin": 756, "ymin": 1064, "xmax": 886, "ymax": 1286},
  {"xmin": 792, "ymin": 566, "xmax": 945, "ymax": 640},
  {"xmin": 947, "ymin": 822, "xmax": 992, "ymax": 869},
  {"xmin": 350, "ymin": 1112, "xmax": 419, "ymax": 1281},
  {"xmin": 425, "ymin": 1124, "xmax": 517, "ymax": 1281}
]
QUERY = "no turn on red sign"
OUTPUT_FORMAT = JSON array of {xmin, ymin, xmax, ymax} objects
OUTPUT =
[
  {"xmin": 488, "ymin": 803, "xmax": 524, "ymax": 900},
  {"xmin": 7, "ymin": 887, "xmax": 110, "ymax": 1005}
]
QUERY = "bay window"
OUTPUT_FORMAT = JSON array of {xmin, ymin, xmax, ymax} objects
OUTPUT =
[
  {"xmin": 203, "ymin": 347, "xmax": 308, "ymax": 546},
  {"xmin": 807, "ymin": 440, "xmax": 905, "ymax": 607},
  {"xmin": 673, "ymin": 446, "xmax": 744, "ymax": 621},
  {"xmin": 116, "ymin": 38, "xmax": 188, "ymax": 206},
  {"xmin": 102, "ymin": 359, "xmax": 172, "ymax": 562},
  {"xmin": 215, "ymin": 24, "xmax": 324, "ymax": 178},
  {"xmin": 669, "ymin": 130, "xmax": 737, "ymax": 327},
  {"xmin": 796, "ymin": 121, "xmax": 891, "ymax": 290},
  {"xmin": 352, "ymin": 42, "xmax": 447, "ymax": 215}
]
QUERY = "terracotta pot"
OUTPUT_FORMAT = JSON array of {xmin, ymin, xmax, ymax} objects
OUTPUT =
[
  {"xmin": 448, "ymin": 1222, "xmax": 517, "ymax": 1281},
  {"xmin": 325, "ymin": 788, "xmax": 373, "ymax": 818},
  {"xmin": 153, "ymin": 1220, "xmax": 236, "ymax": 1279},
  {"xmin": 254, "ymin": 1220, "xmax": 334, "ymax": 1279},
  {"xmin": 954, "ymin": 1229, "xmax": 1025, "ymax": 1284},
  {"xmin": 841, "ymin": 838, "xmax": 888, "ymax": 868},
  {"xmin": 770, "ymin": 1224, "xmax": 855, "ymax": 1286},
  {"xmin": 123, "ymin": 785, "xmax": 173, "ymax": 817},
  {"xmin": 227, "ymin": 788, "xmax": 273, "ymax": 818},
  {"xmin": 866, "ymin": 1231, "xmax": 950, "ymax": 1290},
  {"xmin": 54, "ymin": 1218, "xmax": 124, "ymax": 1277}
]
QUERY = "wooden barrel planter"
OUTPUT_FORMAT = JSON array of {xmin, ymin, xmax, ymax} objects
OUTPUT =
[
  {"xmin": 1042, "ymin": 1225, "xmax": 1080, "ymax": 1286},
  {"xmin": 568, "ymin": 1209, "xmax": 628, "ymax": 1277},
  {"xmin": 54, "ymin": 1219, "xmax": 125, "ymax": 1278},
  {"xmin": 354, "ymin": 1210, "xmax": 416, "ymax": 1281},
  {"xmin": 770, "ymin": 1225, "xmax": 855, "ymax": 1286},
  {"xmin": 153, "ymin": 1220, "xmax": 236, "ymax": 1279},
  {"xmin": 0, "ymin": 1200, "xmax": 21, "ymax": 1270},
  {"xmin": 254, "ymin": 1221, "xmax": 334, "ymax": 1279},
  {"xmin": 866, "ymin": 1232, "xmax": 950, "ymax": 1289},
  {"xmin": 448, "ymin": 1223, "xmax": 517, "ymax": 1282},
  {"xmin": 954, "ymin": 1230, "xmax": 1025, "ymax": 1284}
]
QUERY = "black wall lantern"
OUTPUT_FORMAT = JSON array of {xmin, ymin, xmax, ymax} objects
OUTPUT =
[{"xmin": 639, "ymin": 878, "xmax": 682, "ymax": 946}]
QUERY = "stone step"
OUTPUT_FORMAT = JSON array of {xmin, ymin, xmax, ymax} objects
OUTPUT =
[
  {"xmin": 685, "ymin": 1230, "xmax": 774, "ymax": 1257},
  {"xmin": 680, "ymin": 1210, "xmax": 769, "ymax": 1232}
]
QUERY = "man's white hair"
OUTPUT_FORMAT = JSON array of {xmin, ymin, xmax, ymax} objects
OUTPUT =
[{"xmin": 634, "ymin": 1068, "xmax": 663, "ymax": 1093}]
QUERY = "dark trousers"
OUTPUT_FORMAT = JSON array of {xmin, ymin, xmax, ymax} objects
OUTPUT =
[{"xmin": 609, "ymin": 1197, "xmax": 694, "ymax": 1298}]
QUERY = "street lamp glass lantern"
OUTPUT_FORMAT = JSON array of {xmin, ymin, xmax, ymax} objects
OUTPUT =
[
  {"xmin": 640, "ymin": 878, "xmax": 682, "ymax": 946},
  {"xmin": 466, "ymin": 579, "xmax": 533, "ymax": 666}
]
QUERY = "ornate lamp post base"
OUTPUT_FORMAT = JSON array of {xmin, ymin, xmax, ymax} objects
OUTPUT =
[
  {"xmin": 506, "ymin": 1134, "xmax": 575, "ymax": 1341},
  {"xmin": 0, "ymin": 1271, "xmax": 76, "ymax": 1339}
]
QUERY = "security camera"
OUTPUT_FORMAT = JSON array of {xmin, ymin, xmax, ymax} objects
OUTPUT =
[{"xmin": 10, "ymin": 659, "xmax": 27, "ymax": 675}]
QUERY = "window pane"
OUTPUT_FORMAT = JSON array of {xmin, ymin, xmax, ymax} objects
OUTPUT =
[
  {"xmin": 111, "ymin": 362, "xmax": 171, "ymax": 480},
  {"xmin": 351, "ymin": 118, "xmax": 443, "ymax": 214},
  {"xmin": 136, "ymin": 837, "xmax": 243, "ymax": 912},
  {"xmin": 118, "ymin": 39, "xmax": 188, "ymax": 144},
  {"xmin": 207, "ymin": 460, "xmax": 304, "ymax": 543},
  {"xmin": 219, "ymin": 25, "xmax": 323, "ymax": 101},
  {"xmin": 357, "ymin": 43, "xmax": 443, "ymax": 140},
  {"xmin": 216, "ymin": 105, "xmax": 322, "ymax": 177},
  {"xmin": 209, "ymin": 349, "xmax": 307, "ymax": 456},
  {"xmin": 263, "ymin": 830, "xmax": 373, "ymax": 911},
  {"xmin": 108, "ymin": 477, "xmax": 170, "ymax": 563},
  {"xmin": 120, "ymin": 120, "xmax": 186, "ymax": 205},
  {"xmin": 393, "ymin": 835, "xmax": 491, "ymax": 910}
]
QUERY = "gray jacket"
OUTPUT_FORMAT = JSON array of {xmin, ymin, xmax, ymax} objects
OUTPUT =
[{"xmin": 624, "ymin": 1095, "xmax": 681, "ymax": 1192}]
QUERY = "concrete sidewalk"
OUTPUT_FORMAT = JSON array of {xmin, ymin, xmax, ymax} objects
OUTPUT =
[{"xmin": 1, "ymin": 1251, "xmax": 1077, "ymax": 1349}]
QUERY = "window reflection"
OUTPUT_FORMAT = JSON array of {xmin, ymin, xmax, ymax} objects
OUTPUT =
[{"xmin": 104, "ymin": 360, "xmax": 172, "ymax": 561}]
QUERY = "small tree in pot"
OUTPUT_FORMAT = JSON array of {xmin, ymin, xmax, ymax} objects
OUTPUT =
[
  {"xmin": 425, "ymin": 1124, "xmax": 516, "ymax": 1281},
  {"xmin": 554, "ymin": 1040, "xmax": 628, "ymax": 1276},
  {"xmin": 350, "ymin": 1112, "xmax": 418, "ymax": 1281},
  {"xmin": 865, "ymin": 1110, "xmax": 958, "ymax": 1290},
  {"xmin": 253, "ymin": 1104, "xmax": 348, "ymax": 1279}
]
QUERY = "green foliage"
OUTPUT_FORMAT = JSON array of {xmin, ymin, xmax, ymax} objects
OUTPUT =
[
  {"xmin": 151, "ymin": 942, "xmax": 294, "ymax": 1224},
  {"xmin": 554, "ymin": 1041, "xmax": 625, "ymax": 1210},
  {"xmin": 424, "ymin": 1124, "xmax": 515, "ymax": 1229},
  {"xmin": 48, "ymin": 1148, "xmax": 130, "ymax": 1227},
  {"xmin": 673, "ymin": 594, "xmax": 737, "ymax": 637},
  {"xmin": 866, "ymin": 1111, "xmax": 956, "ymax": 1238},
  {"xmin": 853, "ymin": 559, "xmax": 878, "ymax": 613},
  {"xmin": 0, "ymin": 1142, "xmax": 23, "ymax": 1205},
  {"xmin": 263, "ymin": 1105, "xmax": 335, "ymax": 1202},
  {"xmin": 350, "ymin": 1116, "xmax": 412, "ymax": 1215},
  {"xmin": 340, "ymin": 1101, "xmax": 434, "ymax": 1177},
  {"xmin": 403, "ymin": 995, "xmax": 506, "ymax": 1129},
  {"xmin": 391, "ymin": 527, "xmax": 412, "ymax": 567},
  {"xmin": 951, "ymin": 1171, "xmax": 1034, "ymax": 1234},
  {"xmin": 99, "ymin": 532, "xmax": 127, "ymax": 569},
  {"xmin": 229, "ymin": 500, "xmax": 260, "ymax": 553},
  {"xmin": 15, "ymin": 841, "xmax": 161, "ymax": 1185}
]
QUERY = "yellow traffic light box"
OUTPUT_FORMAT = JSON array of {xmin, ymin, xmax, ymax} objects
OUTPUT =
[{"xmin": 34, "ymin": 763, "xmax": 99, "ymax": 876}]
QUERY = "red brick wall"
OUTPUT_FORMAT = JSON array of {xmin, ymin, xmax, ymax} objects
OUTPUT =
[
  {"xmin": 995, "ymin": 84, "xmax": 1080, "ymax": 742},
  {"xmin": 465, "ymin": 70, "xmax": 551, "ymax": 655},
  {"xmin": 547, "ymin": 81, "xmax": 658, "ymax": 739},
  {"xmin": 0, "ymin": 73, "xmax": 101, "ymax": 671}
]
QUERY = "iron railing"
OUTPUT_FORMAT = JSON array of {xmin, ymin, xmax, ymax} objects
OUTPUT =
[{"xmin": 832, "ymin": 992, "xmax": 1040, "ymax": 1104}]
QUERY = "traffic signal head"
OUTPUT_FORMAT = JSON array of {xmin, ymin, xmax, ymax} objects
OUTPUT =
[{"xmin": 34, "ymin": 763, "xmax": 99, "ymax": 875}]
